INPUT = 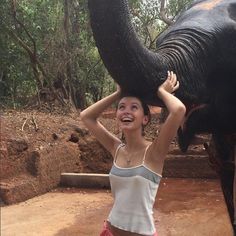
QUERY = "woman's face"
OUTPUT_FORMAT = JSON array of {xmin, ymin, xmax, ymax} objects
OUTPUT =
[{"xmin": 116, "ymin": 97, "xmax": 149, "ymax": 132}]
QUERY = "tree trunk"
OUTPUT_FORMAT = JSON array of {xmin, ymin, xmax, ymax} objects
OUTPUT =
[
  {"xmin": 160, "ymin": 0, "xmax": 174, "ymax": 25},
  {"xmin": 62, "ymin": 0, "xmax": 86, "ymax": 110}
]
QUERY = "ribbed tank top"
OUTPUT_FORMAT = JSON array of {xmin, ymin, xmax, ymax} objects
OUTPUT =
[{"xmin": 108, "ymin": 143, "xmax": 162, "ymax": 235}]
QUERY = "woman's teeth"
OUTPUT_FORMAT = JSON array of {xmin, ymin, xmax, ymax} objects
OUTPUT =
[{"xmin": 121, "ymin": 117, "xmax": 133, "ymax": 122}]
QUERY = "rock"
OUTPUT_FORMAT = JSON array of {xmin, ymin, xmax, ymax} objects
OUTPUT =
[
  {"xmin": 68, "ymin": 133, "xmax": 79, "ymax": 143},
  {"xmin": 52, "ymin": 133, "xmax": 59, "ymax": 140},
  {"xmin": 7, "ymin": 138, "xmax": 28, "ymax": 155},
  {"xmin": 26, "ymin": 151, "xmax": 40, "ymax": 176},
  {"xmin": 74, "ymin": 127, "xmax": 88, "ymax": 136}
]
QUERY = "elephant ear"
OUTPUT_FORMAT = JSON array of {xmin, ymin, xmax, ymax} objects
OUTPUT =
[{"xmin": 88, "ymin": 0, "xmax": 167, "ymax": 106}]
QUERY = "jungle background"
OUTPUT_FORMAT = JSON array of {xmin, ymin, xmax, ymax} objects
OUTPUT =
[
  {"xmin": 0, "ymin": 0, "xmax": 192, "ymax": 111},
  {"xmin": 1, "ymin": 2, "xmax": 235, "ymax": 235},
  {"xmin": 1, "ymin": 0, "xmax": 210, "ymax": 206}
]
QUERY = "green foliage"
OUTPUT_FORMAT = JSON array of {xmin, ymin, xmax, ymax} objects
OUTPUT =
[
  {"xmin": 168, "ymin": 0, "xmax": 193, "ymax": 16},
  {"xmin": 0, "ymin": 2, "xmax": 36, "ymax": 108},
  {"xmin": 130, "ymin": 0, "xmax": 165, "ymax": 49},
  {"xmin": 0, "ymin": 0, "xmax": 193, "ymax": 109},
  {"xmin": 130, "ymin": 0, "xmax": 193, "ymax": 49}
]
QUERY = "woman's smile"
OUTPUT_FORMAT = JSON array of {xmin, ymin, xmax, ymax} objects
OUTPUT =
[{"xmin": 121, "ymin": 116, "xmax": 134, "ymax": 123}]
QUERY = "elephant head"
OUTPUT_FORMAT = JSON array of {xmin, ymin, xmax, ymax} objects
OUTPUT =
[
  {"xmin": 88, "ymin": 0, "xmax": 236, "ymax": 149},
  {"xmin": 88, "ymin": 0, "xmax": 236, "ymax": 132},
  {"xmin": 88, "ymin": 2, "xmax": 236, "ymax": 231},
  {"xmin": 87, "ymin": 0, "xmax": 230, "ymax": 106}
]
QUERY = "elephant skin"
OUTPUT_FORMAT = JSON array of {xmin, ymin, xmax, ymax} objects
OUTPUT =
[
  {"xmin": 88, "ymin": 0, "xmax": 236, "ymax": 231},
  {"xmin": 88, "ymin": 0, "xmax": 236, "ymax": 152}
]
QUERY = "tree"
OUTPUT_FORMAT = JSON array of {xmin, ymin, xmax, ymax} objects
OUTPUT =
[{"xmin": 0, "ymin": 0, "xmax": 193, "ymax": 110}]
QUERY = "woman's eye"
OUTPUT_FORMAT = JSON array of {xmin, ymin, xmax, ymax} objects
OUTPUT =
[
  {"xmin": 118, "ymin": 105, "xmax": 125, "ymax": 110},
  {"xmin": 131, "ymin": 105, "xmax": 138, "ymax": 110}
]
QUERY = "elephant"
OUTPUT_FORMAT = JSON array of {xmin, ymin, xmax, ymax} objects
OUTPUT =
[{"xmin": 88, "ymin": 0, "xmax": 236, "ymax": 232}]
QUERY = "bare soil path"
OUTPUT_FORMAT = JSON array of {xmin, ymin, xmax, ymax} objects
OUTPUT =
[{"xmin": 1, "ymin": 178, "xmax": 233, "ymax": 236}]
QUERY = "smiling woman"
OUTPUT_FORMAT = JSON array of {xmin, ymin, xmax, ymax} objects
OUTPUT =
[
  {"xmin": 80, "ymin": 71, "xmax": 186, "ymax": 235},
  {"xmin": 116, "ymin": 96, "xmax": 150, "ymax": 137}
]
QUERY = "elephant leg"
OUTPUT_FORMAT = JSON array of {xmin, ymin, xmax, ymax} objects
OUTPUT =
[
  {"xmin": 177, "ymin": 105, "xmax": 214, "ymax": 152},
  {"xmin": 213, "ymin": 134, "xmax": 236, "ymax": 234},
  {"xmin": 223, "ymin": 143, "xmax": 236, "ymax": 235},
  {"xmin": 234, "ymin": 145, "xmax": 236, "ymax": 233},
  {"xmin": 221, "ymin": 161, "xmax": 235, "ymax": 235},
  {"xmin": 205, "ymin": 135, "xmax": 235, "ymax": 234}
]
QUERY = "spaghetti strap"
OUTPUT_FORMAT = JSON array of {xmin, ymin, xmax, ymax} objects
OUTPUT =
[
  {"xmin": 142, "ymin": 144, "xmax": 151, "ymax": 164},
  {"xmin": 114, "ymin": 143, "xmax": 125, "ymax": 162}
]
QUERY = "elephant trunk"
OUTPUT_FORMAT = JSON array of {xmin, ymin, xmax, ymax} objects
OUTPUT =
[{"xmin": 88, "ymin": 0, "xmax": 167, "ymax": 105}]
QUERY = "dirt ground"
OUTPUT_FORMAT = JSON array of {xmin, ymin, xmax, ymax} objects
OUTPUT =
[
  {"xmin": 0, "ymin": 107, "xmax": 214, "ymax": 204},
  {"xmin": 1, "ymin": 178, "xmax": 233, "ymax": 236},
  {"xmin": 0, "ymin": 109, "xmax": 115, "ymax": 204},
  {"xmin": 0, "ymin": 108, "xmax": 234, "ymax": 235}
]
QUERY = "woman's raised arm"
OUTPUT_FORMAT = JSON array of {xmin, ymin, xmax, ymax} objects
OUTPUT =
[
  {"xmin": 149, "ymin": 71, "xmax": 186, "ymax": 174},
  {"xmin": 80, "ymin": 88, "xmax": 122, "ymax": 156}
]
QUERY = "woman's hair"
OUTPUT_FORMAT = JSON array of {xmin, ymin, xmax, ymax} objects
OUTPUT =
[{"xmin": 139, "ymin": 99, "xmax": 151, "ymax": 125}]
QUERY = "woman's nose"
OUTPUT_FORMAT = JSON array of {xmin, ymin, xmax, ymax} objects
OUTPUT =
[{"xmin": 123, "ymin": 108, "xmax": 131, "ymax": 114}]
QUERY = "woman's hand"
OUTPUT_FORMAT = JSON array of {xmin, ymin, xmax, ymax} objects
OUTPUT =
[
  {"xmin": 157, "ymin": 71, "xmax": 179, "ymax": 97},
  {"xmin": 116, "ymin": 83, "xmax": 121, "ymax": 93}
]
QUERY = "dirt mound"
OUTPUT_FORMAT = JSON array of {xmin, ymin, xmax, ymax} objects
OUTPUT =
[
  {"xmin": 0, "ymin": 110, "xmax": 113, "ymax": 204},
  {"xmin": 0, "ymin": 109, "xmax": 215, "ymax": 205}
]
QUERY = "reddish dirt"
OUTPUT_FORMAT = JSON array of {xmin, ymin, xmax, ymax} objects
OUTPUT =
[
  {"xmin": 1, "ymin": 108, "xmax": 233, "ymax": 235},
  {"xmin": 0, "ymin": 109, "xmax": 114, "ymax": 204},
  {"xmin": 0, "ymin": 108, "xmax": 213, "ymax": 204},
  {"xmin": 1, "ymin": 179, "xmax": 233, "ymax": 236}
]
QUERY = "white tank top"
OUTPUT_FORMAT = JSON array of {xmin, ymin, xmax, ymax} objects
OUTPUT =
[{"xmin": 108, "ymin": 143, "xmax": 162, "ymax": 235}]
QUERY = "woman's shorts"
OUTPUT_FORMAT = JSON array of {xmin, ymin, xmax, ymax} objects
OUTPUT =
[
  {"xmin": 100, "ymin": 221, "xmax": 158, "ymax": 236},
  {"xmin": 100, "ymin": 221, "xmax": 113, "ymax": 236}
]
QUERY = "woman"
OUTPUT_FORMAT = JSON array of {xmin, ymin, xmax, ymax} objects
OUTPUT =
[{"xmin": 80, "ymin": 71, "xmax": 186, "ymax": 236}]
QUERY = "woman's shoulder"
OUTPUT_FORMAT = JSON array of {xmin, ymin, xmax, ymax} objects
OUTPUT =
[{"xmin": 112, "ymin": 141, "xmax": 124, "ymax": 158}]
